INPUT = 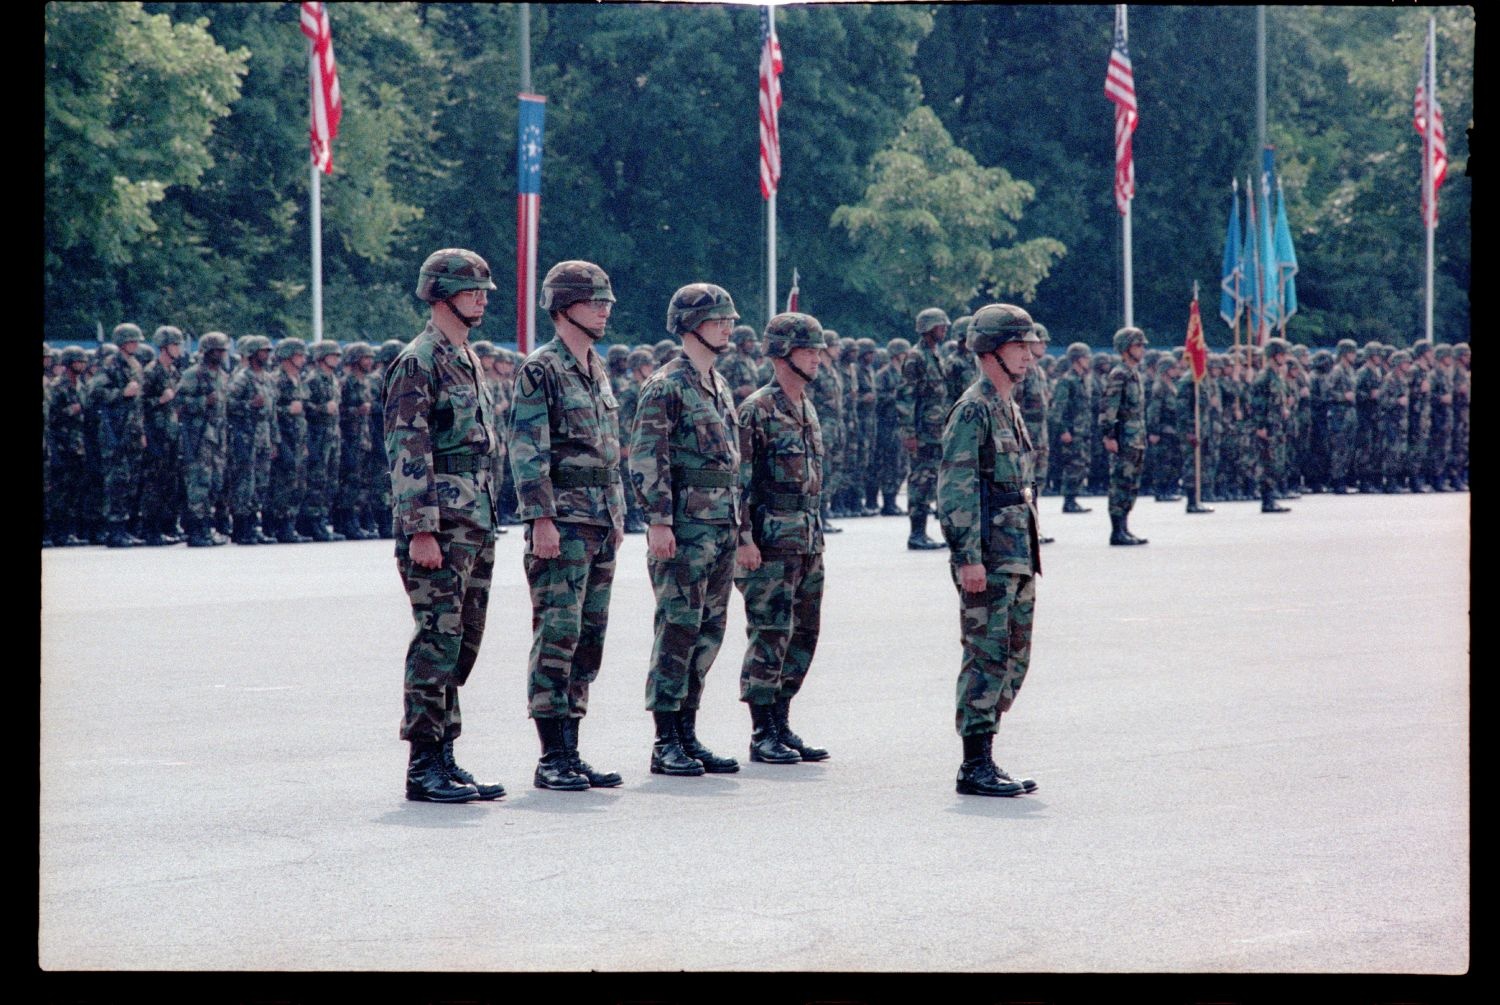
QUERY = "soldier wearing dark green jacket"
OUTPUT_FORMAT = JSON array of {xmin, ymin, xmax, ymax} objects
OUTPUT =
[
  {"xmin": 1100, "ymin": 326, "xmax": 1150, "ymax": 545},
  {"xmin": 630, "ymin": 283, "xmax": 744, "ymax": 777},
  {"xmin": 177, "ymin": 333, "xmax": 230, "ymax": 547},
  {"xmin": 95, "ymin": 323, "xmax": 148, "ymax": 547},
  {"xmin": 734, "ymin": 313, "xmax": 830, "ymax": 767},
  {"xmin": 896, "ymin": 308, "xmax": 953, "ymax": 549},
  {"xmin": 1049, "ymin": 342, "xmax": 1094, "ymax": 513},
  {"xmin": 386, "ymin": 248, "xmax": 505, "ymax": 804},
  {"xmin": 1251, "ymin": 338, "xmax": 1295, "ymax": 512},
  {"xmin": 937, "ymin": 303, "xmax": 1042, "ymax": 798}
]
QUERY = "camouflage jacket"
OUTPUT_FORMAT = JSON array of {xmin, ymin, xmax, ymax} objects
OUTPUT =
[
  {"xmin": 92, "ymin": 351, "xmax": 146, "ymax": 448},
  {"xmin": 855, "ymin": 361, "xmax": 877, "ymax": 425},
  {"xmin": 508, "ymin": 336, "xmax": 625, "ymax": 529},
  {"xmin": 1048, "ymin": 368, "xmax": 1093, "ymax": 441},
  {"xmin": 629, "ymin": 356, "xmax": 740, "ymax": 526},
  {"xmin": 809, "ymin": 360, "xmax": 844, "ymax": 451},
  {"xmin": 1017, "ymin": 365, "xmax": 1051, "ymax": 444},
  {"xmin": 227, "ymin": 366, "xmax": 278, "ymax": 450},
  {"xmin": 943, "ymin": 352, "xmax": 977, "ymax": 405},
  {"xmin": 1355, "ymin": 363, "xmax": 1384, "ymax": 414},
  {"xmin": 1407, "ymin": 363, "xmax": 1433, "ymax": 428},
  {"xmin": 1378, "ymin": 370, "xmax": 1410, "ymax": 430},
  {"xmin": 737, "ymin": 383, "xmax": 823, "ymax": 554},
  {"xmin": 1146, "ymin": 373, "xmax": 1178, "ymax": 437},
  {"xmin": 937, "ymin": 378, "xmax": 1040, "ymax": 575},
  {"xmin": 304, "ymin": 367, "xmax": 341, "ymax": 444},
  {"xmin": 896, "ymin": 338, "xmax": 950, "ymax": 444},
  {"xmin": 1326, "ymin": 360, "xmax": 1357, "ymax": 409},
  {"xmin": 339, "ymin": 371, "xmax": 374, "ymax": 453},
  {"xmin": 46, "ymin": 375, "xmax": 88, "ymax": 457},
  {"xmin": 273, "ymin": 367, "xmax": 310, "ymax": 451},
  {"xmin": 141, "ymin": 356, "xmax": 181, "ymax": 439},
  {"xmin": 384, "ymin": 321, "xmax": 499, "ymax": 536},
  {"xmin": 1099, "ymin": 362, "xmax": 1147, "ymax": 449},
  {"xmin": 1250, "ymin": 368, "xmax": 1291, "ymax": 433},
  {"xmin": 716, "ymin": 349, "xmax": 763, "ymax": 407},
  {"xmin": 874, "ymin": 362, "xmax": 904, "ymax": 427},
  {"xmin": 176, "ymin": 362, "xmax": 228, "ymax": 452}
]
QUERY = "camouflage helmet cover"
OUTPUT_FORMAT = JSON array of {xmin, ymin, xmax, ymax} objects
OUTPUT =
[
  {"xmin": 134, "ymin": 344, "xmax": 156, "ymax": 363},
  {"xmin": 198, "ymin": 332, "xmax": 231, "ymax": 353},
  {"xmin": 1389, "ymin": 349, "xmax": 1413, "ymax": 365},
  {"xmin": 886, "ymin": 337, "xmax": 912, "ymax": 356},
  {"xmin": 416, "ymin": 248, "xmax": 497, "ymax": 304},
  {"xmin": 1066, "ymin": 341, "xmax": 1092, "ymax": 362},
  {"xmin": 60, "ymin": 345, "xmax": 90, "ymax": 365},
  {"xmin": 152, "ymin": 325, "xmax": 185, "ymax": 347},
  {"xmin": 627, "ymin": 347, "xmax": 655, "ymax": 369},
  {"xmin": 732, "ymin": 324, "xmax": 758, "ymax": 346},
  {"xmin": 343, "ymin": 341, "xmax": 374, "ymax": 363},
  {"xmin": 666, "ymin": 283, "xmax": 739, "ymax": 336},
  {"xmin": 951, "ymin": 315, "xmax": 973, "ymax": 344},
  {"xmin": 540, "ymin": 260, "xmax": 614, "ymax": 311},
  {"xmin": 1112, "ymin": 326, "xmax": 1148, "ymax": 354},
  {"xmin": 914, "ymin": 307, "xmax": 950, "ymax": 335},
  {"xmin": 1263, "ymin": 337, "xmax": 1291, "ymax": 358},
  {"xmin": 111, "ymin": 322, "xmax": 144, "ymax": 345},
  {"xmin": 1455, "ymin": 342, "xmax": 1471, "ymax": 357},
  {"xmin": 856, "ymin": 337, "xmax": 877, "ymax": 353},
  {"xmin": 309, "ymin": 339, "xmax": 343, "ymax": 362},
  {"xmin": 470, "ymin": 340, "xmax": 497, "ymax": 359},
  {"xmin": 968, "ymin": 303, "xmax": 1039, "ymax": 354},
  {"xmin": 275, "ymin": 337, "xmax": 308, "ymax": 361},
  {"xmin": 1031, "ymin": 321, "xmax": 1051, "ymax": 343},
  {"xmin": 606, "ymin": 343, "xmax": 630, "ymax": 361},
  {"xmin": 377, "ymin": 339, "xmax": 405, "ymax": 365},
  {"xmin": 652, "ymin": 338, "xmax": 677, "ymax": 362},
  {"xmin": 762, "ymin": 312, "xmax": 826, "ymax": 358},
  {"xmin": 1433, "ymin": 343, "xmax": 1453, "ymax": 360},
  {"xmin": 1336, "ymin": 338, "xmax": 1358, "ymax": 354},
  {"xmin": 247, "ymin": 334, "xmax": 273, "ymax": 354}
]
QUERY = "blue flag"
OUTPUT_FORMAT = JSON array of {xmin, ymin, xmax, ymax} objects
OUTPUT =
[
  {"xmin": 1241, "ymin": 173, "xmax": 1262, "ymax": 339},
  {"xmin": 1273, "ymin": 176, "xmax": 1298, "ymax": 323},
  {"xmin": 1219, "ymin": 180, "xmax": 1243, "ymax": 329},
  {"xmin": 1259, "ymin": 147, "xmax": 1280, "ymax": 329}
]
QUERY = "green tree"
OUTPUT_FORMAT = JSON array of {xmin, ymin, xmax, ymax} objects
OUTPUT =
[{"xmin": 831, "ymin": 106, "xmax": 1065, "ymax": 321}]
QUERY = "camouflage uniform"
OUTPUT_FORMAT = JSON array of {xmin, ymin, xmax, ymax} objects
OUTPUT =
[
  {"xmin": 176, "ymin": 335, "xmax": 230, "ymax": 536},
  {"xmin": 1426, "ymin": 346, "xmax": 1454, "ymax": 489},
  {"xmin": 386, "ymin": 319, "xmax": 500, "ymax": 745},
  {"xmin": 1017, "ymin": 359, "xmax": 1051, "ymax": 497},
  {"xmin": 1048, "ymin": 347, "xmax": 1094, "ymax": 506},
  {"xmin": 854, "ymin": 340, "xmax": 881, "ymax": 510},
  {"xmin": 1406, "ymin": 345, "xmax": 1435, "ymax": 489},
  {"xmin": 896, "ymin": 328, "xmax": 950, "ymax": 519},
  {"xmin": 268, "ymin": 342, "xmax": 311, "ymax": 535},
  {"xmin": 1354, "ymin": 349, "xmax": 1386, "ymax": 490},
  {"xmin": 1100, "ymin": 330, "xmax": 1149, "ymax": 536},
  {"xmin": 139, "ymin": 329, "xmax": 185, "ymax": 541},
  {"xmin": 809, "ymin": 336, "xmax": 846, "ymax": 522},
  {"xmin": 873, "ymin": 343, "xmax": 909, "ymax": 514},
  {"xmin": 716, "ymin": 329, "xmax": 763, "ymax": 407},
  {"xmin": 1250, "ymin": 342, "xmax": 1294, "ymax": 508},
  {"xmin": 46, "ymin": 351, "xmax": 91, "ymax": 543},
  {"xmin": 336, "ymin": 344, "xmax": 376, "ymax": 536},
  {"xmin": 1449, "ymin": 345, "xmax": 1470, "ymax": 488},
  {"xmin": 94, "ymin": 327, "xmax": 148, "ymax": 539},
  {"xmin": 1146, "ymin": 367, "xmax": 1181, "ymax": 499},
  {"xmin": 226, "ymin": 340, "xmax": 278, "ymax": 536},
  {"xmin": 1324, "ymin": 343, "xmax": 1359, "ymax": 491},
  {"xmin": 302, "ymin": 344, "xmax": 344, "ymax": 537},
  {"xmin": 1379, "ymin": 354, "xmax": 1412, "ymax": 489}
]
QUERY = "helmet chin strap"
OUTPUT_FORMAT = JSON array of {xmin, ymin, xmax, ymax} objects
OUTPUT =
[
  {"xmin": 563, "ymin": 304, "xmax": 605, "ymax": 341},
  {"xmin": 443, "ymin": 296, "xmax": 483, "ymax": 329},
  {"xmin": 994, "ymin": 349, "xmax": 1024, "ymax": 384},
  {"xmin": 786, "ymin": 356, "xmax": 817, "ymax": 383},
  {"xmin": 692, "ymin": 329, "xmax": 728, "ymax": 356}
]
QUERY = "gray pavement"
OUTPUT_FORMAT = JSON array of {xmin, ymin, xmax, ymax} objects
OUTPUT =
[{"xmin": 39, "ymin": 492, "xmax": 1469, "ymax": 972}]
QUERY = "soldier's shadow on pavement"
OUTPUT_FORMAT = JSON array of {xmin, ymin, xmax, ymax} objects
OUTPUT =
[
  {"xmin": 501, "ymin": 789, "xmax": 627, "ymax": 813},
  {"xmin": 739, "ymin": 764, "xmax": 829, "ymax": 783},
  {"xmin": 945, "ymin": 795, "xmax": 1048, "ymax": 818},
  {"xmin": 629, "ymin": 775, "xmax": 743, "ymax": 797},
  {"xmin": 375, "ymin": 802, "xmax": 494, "ymax": 828}
]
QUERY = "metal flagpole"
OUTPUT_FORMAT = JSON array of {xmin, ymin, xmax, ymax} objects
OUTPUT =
[
  {"xmin": 768, "ymin": 188, "xmax": 777, "ymax": 328},
  {"xmin": 1425, "ymin": 15, "xmax": 1436, "ymax": 343},
  {"xmin": 1120, "ymin": 5, "xmax": 1133, "ymax": 328},
  {"xmin": 1193, "ymin": 282, "xmax": 1202, "ymax": 503},
  {"xmin": 309, "ymin": 42, "xmax": 323, "ymax": 343}
]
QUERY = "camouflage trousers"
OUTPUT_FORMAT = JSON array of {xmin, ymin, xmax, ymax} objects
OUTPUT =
[
  {"xmin": 873, "ymin": 422, "xmax": 908, "ymax": 498},
  {"xmin": 1054, "ymin": 437, "xmax": 1091, "ymax": 496},
  {"xmin": 181, "ymin": 429, "xmax": 226, "ymax": 521},
  {"xmin": 366, "ymin": 436, "xmax": 392, "ymax": 525},
  {"xmin": 523, "ymin": 521, "xmax": 616, "ymax": 719},
  {"xmin": 1379, "ymin": 418, "xmax": 1407, "ymax": 482},
  {"xmin": 228, "ymin": 432, "xmax": 273, "ymax": 518},
  {"xmin": 140, "ymin": 427, "xmax": 182, "ymax": 526},
  {"xmin": 267, "ymin": 438, "xmax": 307, "ymax": 520},
  {"xmin": 1327, "ymin": 407, "xmax": 1357, "ymax": 483},
  {"xmin": 644, "ymin": 521, "xmax": 737, "ymax": 712},
  {"xmin": 1106, "ymin": 445, "xmax": 1144, "ymax": 517},
  {"xmin": 302, "ymin": 430, "xmax": 340, "ymax": 522},
  {"xmin": 1254, "ymin": 431, "xmax": 1283, "ymax": 495},
  {"xmin": 395, "ymin": 518, "xmax": 495, "ymax": 743},
  {"xmin": 1354, "ymin": 411, "xmax": 1380, "ymax": 484},
  {"xmin": 734, "ymin": 552, "xmax": 824, "ymax": 705},
  {"xmin": 1180, "ymin": 435, "xmax": 1216, "ymax": 498},
  {"xmin": 102, "ymin": 444, "xmax": 144, "ymax": 523},
  {"xmin": 1149, "ymin": 435, "xmax": 1181, "ymax": 495},
  {"xmin": 906, "ymin": 442, "xmax": 941, "ymax": 514},
  {"xmin": 48, "ymin": 448, "xmax": 88, "ymax": 530},
  {"xmin": 1407, "ymin": 413, "xmax": 1432, "ymax": 479},
  {"xmin": 1425, "ymin": 414, "xmax": 1452, "ymax": 482},
  {"xmin": 338, "ymin": 441, "xmax": 370, "ymax": 511},
  {"xmin": 951, "ymin": 565, "xmax": 1036, "ymax": 736}
]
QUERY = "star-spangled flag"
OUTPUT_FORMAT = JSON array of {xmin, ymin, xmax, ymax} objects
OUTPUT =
[
  {"xmin": 1414, "ymin": 33, "xmax": 1448, "ymax": 228},
  {"xmin": 299, "ymin": 2, "xmax": 342, "ymax": 175},
  {"xmin": 1219, "ymin": 180, "xmax": 1243, "ymax": 329},
  {"xmin": 516, "ymin": 93, "xmax": 546, "ymax": 356},
  {"xmin": 759, "ymin": 5, "xmax": 784, "ymax": 200},
  {"xmin": 1104, "ymin": 5, "xmax": 1137, "ymax": 215}
]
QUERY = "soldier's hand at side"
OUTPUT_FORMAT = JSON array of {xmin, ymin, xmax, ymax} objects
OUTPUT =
[
  {"xmin": 206, "ymin": 394, "xmax": 217, "ymax": 407},
  {"xmin": 647, "ymin": 524, "xmax": 676, "ymax": 560},
  {"xmin": 139, "ymin": 435, "xmax": 147, "ymax": 449},
  {"xmin": 359, "ymin": 403, "xmax": 372, "ymax": 415},
  {"xmin": 737, "ymin": 542, "xmax": 762, "ymax": 572},
  {"xmin": 1344, "ymin": 391, "xmax": 1355, "ymax": 402},
  {"xmin": 123, "ymin": 380, "xmax": 141, "ymax": 398},
  {"xmin": 251, "ymin": 394, "xmax": 265, "ymax": 408},
  {"xmin": 325, "ymin": 401, "xmax": 338, "ymax": 415},
  {"xmin": 410, "ymin": 531, "xmax": 443, "ymax": 569},
  {"xmin": 958, "ymin": 563, "xmax": 987, "ymax": 593},
  {"xmin": 289, "ymin": 400, "xmax": 303, "ymax": 415},
  {"xmin": 1060, "ymin": 431, "xmax": 1073, "ymax": 444},
  {"xmin": 902, "ymin": 436, "xmax": 918, "ymax": 453},
  {"xmin": 1256, "ymin": 428, "xmax": 1269, "ymax": 441},
  {"xmin": 612, "ymin": 527, "xmax": 624, "ymax": 549},
  {"xmin": 531, "ymin": 517, "xmax": 561, "ymax": 559},
  {"xmin": 1103, "ymin": 437, "xmax": 1119, "ymax": 454},
  {"xmin": 1149, "ymin": 434, "xmax": 1160, "ymax": 445},
  {"xmin": 68, "ymin": 403, "xmax": 82, "ymax": 415},
  {"xmin": 158, "ymin": 387, "xmax": 176, "ymax": 404}
]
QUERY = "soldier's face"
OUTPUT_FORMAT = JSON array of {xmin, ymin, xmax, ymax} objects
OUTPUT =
[
  {"xmin": 1124, "ymin": 342, "xmax": 1145, "ymax": 364},
  {"xmin": 694, "ymin": 317, "xmax": 735, "ymax": 350},
  {"xmin": 788, "ymin": 347, "xmax": 820, "ymax": 376},
  {"xmin": 163, "ymin": 343, "xmax": 183, "ymax": 361},
  {"xmin": 997, "ymin": 342, "xmax": 1033, "ymax": 376},
  {"xmin": 1029, "ymin": 341, "xmax": 1046, "ymax": 360}
]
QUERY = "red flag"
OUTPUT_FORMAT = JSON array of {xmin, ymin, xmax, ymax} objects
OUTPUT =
[
  {"xmin": 759, "ymin": 6, "xmax": 783, "ymax": 200},
  {"xmin": 300, "ymin": 2, "xmax": 342, "ymax": 175},
  {"xmin": 785, "ymin": 268, "xmax": 799, "ymax": 313},
  {"xmin": 1414, "ymin": 36, "xmax": 1448, "ymax": 228},
  {"xmin": 1104, "ymin": 5, "xmax": 1137, "ymax": 215},
  {"xmin": 1184, "ymin": 290, "xmax": 1208, "ymax": 382}
]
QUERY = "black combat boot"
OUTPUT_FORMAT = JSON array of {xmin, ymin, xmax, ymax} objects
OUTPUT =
[
  {"xmin": 772, "ymin": 697, "xmax": 827, "ymax": 762},
  {"xmin": 250, "ymin": 516, "xmax": 277, "ymax": 544},
  {"xmin": 955, "ymin": 733, "xmax": 1024, "ymax": 797},
  {"xmin": 439, "ymin": 738, "xmax": 505, "ymax": 800},
  {"xmin": 561, "ymin": 716, "xmax": 622, "ymax": 787},
  {"xmin": 820, "ymin": 501, "xmax": 843, "ymax": 534},
  {"xmin": 187, "ymin": 517, "xmax": 218, "ymax": 548},
  {"xmin": 1122, "ymin": 509, "xmax": 1148, "ymax": 544},
  {"xmin": 1184, "ymin": 487, "xmax": 1215, "ymax": 514},
  {"xmin": 309, "ymin": 519, "xmax": 346, "ymax": 542},
  {"xmin": 649, "ymin": 710, "xmax": 706, "ymax": 776},
  {"xmin": 1109, "ymin": 513, "xmax": 1143, "ymax": 545},
  {"xmin": 1062, "ymin": 495, "xmax": 1091, "ymax": 514},
  {"xmin": 676, "ymin": 709, "xmax": 739, "ymax": 773},
  {"xmin": 748, "ymin": 702, "xmax": 800, "ymax": 764},
  {"xmin": 1261, "ymin": 491, "xmax": 1290, "ymax": 513},
  {"xmin": 231, "ymin": 514, "xmax": 259, "ymax": 545},
  {"xmin": 406, "ymin": 740, "xmax": 480, "ymax": 803},
  {"xmin": 907, "ymin": 512, "xmax": 943, "ymax": 550},
  {"xmin": 106, "ymin": 522, "xmax": 140, "ymax": 548},
  {"xmin": 984, "ymin": 733, "xmax": 1036, "ymax": 793},
  {"xmin": 277, "ymin": 517, "xmax": 312, "ymax": 543},
  {"xmin": 879, "ymin": 491, "xmax": 903, "ymax": 516},
  {"xmin": 533, "ymin": 717, "xmax": 590, "ymax": 790},
  {"xmin": 333, "ymin": 508, "xmax": 362, "ymax": 541}
]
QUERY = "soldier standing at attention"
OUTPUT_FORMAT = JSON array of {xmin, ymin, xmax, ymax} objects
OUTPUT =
[
  {"xmin": 509, "ymin": 261, "xmax": 626, "ymax": 792},
  {"xmin": 386, "ymin": 248, "xmax": 506, "ymax": 804},
  {"xmin": 303, "ymin": 340, "xmax": 346, "ymax": 542},
  {"xmin": 1050, "ymin": 342, "xmax": 1094, "ymax": 514},
  {"xmin": 630, "ymin": 284, "xmax": 744, "ymax": 777},
  {"xmin": 937, "ymin": 304, "xmax": 1042, "ymax": 798},
  {"xmin": 335, "ymin": 342, "xmax": 377, "ymax": 539},
  {"xmin": 47, "ymin": 347, "xmax": 92, "ymax": 547},
  {"xmin": 1252, "ymin": 338, "xmax": 1295, "ymax": 512},
  {"xmin": 734, "ymin": 313, "xmax": 830, "ymax": 765},
  {"xmin": 1018, "ymin": 321, "xmax": 1054, "ymax": 543},
  {"xmin": 897, "ymin": 308, "xmax": 953, "ymax": 550},
  {"xmin": 718, "ymin": 325, "xmax": 763, "ymax": 407},
  {"xmin": 178, "ymin": 333, "xmax": 231, "ymax": 548},
  {"xmin": 1325, "ymin": 339, "xmax": 1360, "ymax": 493},
  {"xmin": 96, "ymin": 323, "xmax": 149, "ymax": 548},
  {"xmin": 268, "ymin": 338, "xmax": 313, "ymax": 543},
  {"xmin": 810, "ymin": 329, "xmax": 846, "ymax": 531},
  {"xmin": 227, "ymin": 336, "xmax": 279, "ymax": 545},
  {"xmin": 874, "ymin": 338, "xmax": 910, "ymax": 516},
  {"xmin": 1100, "ymin": 326, "xmax": 1150, "ymax": 545},
  {"xmin": 616, "ymin": 347, "xmax": 655, "ymax": 534},
  {"xmin": 139, "ymin": 325, "xmax": 186, "ymax": 545}
]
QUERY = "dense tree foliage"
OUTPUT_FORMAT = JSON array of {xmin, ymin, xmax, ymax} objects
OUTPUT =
[{"xmin": 44, "ymin": 4, "xmax": 1471, "ymax": 352}]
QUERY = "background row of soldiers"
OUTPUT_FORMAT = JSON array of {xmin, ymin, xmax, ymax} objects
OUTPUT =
[{"xmin": 41, "ymin": 321, "xmax": 1471, "ymax": 550}]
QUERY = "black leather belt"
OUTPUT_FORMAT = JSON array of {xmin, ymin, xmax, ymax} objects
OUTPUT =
[
  {"xmin": 551, "ymin": 466, "xmax": 613, "ymax": 488},
  {"xmin": 754, "ymin": 491, "xmax": 818, "ymax": 512},
  {"xmin": 433, "ymin": 453, "xmax": 487, "ymax": 474},
  {"xmin": 671, "ymin": 466, "xmax": 735, "ymax": 488}
]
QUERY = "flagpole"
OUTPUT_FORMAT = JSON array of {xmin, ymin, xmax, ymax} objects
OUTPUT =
[
  {"xmin": 308, "ymin": 40, "xmax": 323, "ymax": 343},
  {"xmin": 1424, "ymin": 15, "xmax": 1436, "ymax": 344},
  {"xmin": 1120, "ymin": 5, "xmax": 1133, "ymax": 328},
  {"xmin": 768, "ymin": 188, "xmax": 777, "ymax": 328}
]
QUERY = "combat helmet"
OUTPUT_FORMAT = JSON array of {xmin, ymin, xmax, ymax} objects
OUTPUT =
[
  {"xmin": 763, "ymin": 312, "xmax": 826, "ymax": 358},
  {"xmin": 376, "ymin": 339, "xmax": 405, "ymax": 368},
  {"xmin": 627, "ymin": 347, "xmax": 655, "ymax": 371},
  {"xmin": 275, "ymin": 337, "xmax": 308, "ymax": 362},
  {"xmin": 471, "ymin": 340, "xmax": 497, "ymax": 360},
  {"xmin": 1263, "ymin": 337, "xmax": 1291, "ymax": 359},
  {"xmin": 1031, "ymin": 322, "xmax": 1050, "ymax": 344},
  {"xmin": 416, "ymin": 248, "xmax": 497, "ymax": 304},
  {"xmin": 1112, "ymin": 326, "xmax": 1148, "ymax": 354},
  {"xmin": 1389, "ymin": 349, "xmax": 1413, "ymax": 366},
  {"xmin": 666, "ymin": 283, "xmax": 739, "ymax": 337},
  {"xmin": 61, "ymin": 345, "xmax": 89, "ymax": 366},
  {"xmin": 914, "ymin": 308, "xmax": 950, "ymax": 336},
  {"xmin": 1335, "ymin": 338, "xmax": 1358, "ymax": 356},
  {"xmin": 309, "ymin": 339, "xmax": 343, "ymax": 365},
  {"xmin": 134, "ymin": 343, "xmax": 156, "ymax": 365},
  {"xmin": 951, "ymin": 315, "xmax": 973, "ymax": 346},
  {"xmin": 198, "ymin": 331, "xmax": 231, "ymax": 355},
  {"xmin": 856, "ymin": 337, "xmax": 878, "ymax": 357},
  {"xmin": 968, "ymin": 304, "xmax": 1039, "ymax": 354},
  {"xmin": 1433, "ymin": 344, "xmax": 1453, "ymax": 361},
  {"xmin": 732, "ymin": 324, "xmax": 758, "ymax": 348},
  {"xmin": 540, "ymin": 260, "xmax": 614, "ymax": 311},
  {"xmin": 152, "ymin": 325, "xmax": 185, "ymax": 348},
  {"xmin": 606, "ymin": 343, "xmax": 630, "ymax": 369},
  {"xmin": 1066, "ymin": 341, "xmax": 1092, "ymax": 363},
  {"xmin": 886, "ymin": 337, "xmax": 912, "ymax": 356},
  {"xmin": 653, "ymin": 338, "xmax": 678, "ymax": 363},
  {"xmin": 343, "ymin": 341, "xmax": 374, "ymax": 365},
  {"xmin": 112, "ymin": 323, "xmax": 143, "ymax": 346}
]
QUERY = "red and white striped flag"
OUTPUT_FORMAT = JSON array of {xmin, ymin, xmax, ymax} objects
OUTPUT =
[
  {"xmin": 299, "ymin": 2, "xmax": 342, "ymax": 175},
  {"xmin": 785, "ymin": 268, "xmax": 799, "ymax": 313},
  {"xmin": 1104, "ymin": 5, "xmax": 1137, "ymax": 215},
  {"xmin": 758, "ymin": 6, "xmax": 783, "ymax": 200},
  {"xmin": 1414, "ymin": 36, "xmax": 1448, "ymax": 228}
]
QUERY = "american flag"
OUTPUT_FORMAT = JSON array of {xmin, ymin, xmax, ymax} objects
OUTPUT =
[
  {"xmin": 1104, "ymin": 5, "xmax": 1137, "ymax": 215},
  {"xmin": 516, "ymin": 94, "xmax": 546, "ymax": 356},
  {"xmin": 759, "ymin": 6, "xmax": 784, "ymax": 201},
  {"xmin": 299, "ymin": 2, "xmax": 342, "ymax": 175},
  {"xmin": 1414, "ymin": 34, "xmax": 1448, "ymax": 228}
]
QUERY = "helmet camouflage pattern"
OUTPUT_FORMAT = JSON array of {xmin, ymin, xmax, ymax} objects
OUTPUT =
[
  {"xmin": 606, "ymin": 343, "xmax": 630, "ymax": 362},
  {"xmin": 471, "ymin": 340, "xmax": 497, "ymax": 359},
  {"xmin": 275, "ymin": 337, "xmax": 308, "ymax": 361},
  {"xmin": 1455, "ymin": 342, "xmax": 1471, "ymax": 357},
  {"xmin": 653, "ymin": 338, "xmax": 678, "ymax": 363},
  {"xmin": 1263, "ymin": 337, "xmax": 1291, "ymax": 358},
  {"xmin": 1389, "ymin": 349, "xmax": 1412, "ymax": 365},
  {"xmin": 914, "ymin": 307, "xmax": 950, "ymax": 335},
  {"xmin": 343, "ymin": 341, "xmax": 374, "ymax": 364},
  {"xmin": 416, "ymin": 248, "xmax": 497, "ymax": 304},
  {"xmin": 198, "ymin": 331, "xmax": 231, "ymax": 354},
  {"xmin": 627, "ymin": 347, "xmax": 655, "ymax": 370},
  {"xmin": 1112, "ymin": 326, "xmax": 1148, "ymax": 354},
  {"xmin": 377, "ymin": 339, "xmax": 405, "ymax": 366},
  {"xmin": 309, "ymin": 339, "xmax": 343, "ymax": 363},
  {"xmin": 1031, "ymin": 321, "xmax": 1050, "ymax": 344},
  {"xmin": 886, "ymin": 337, "xmax": 912, "ymax": 356},
  {"xmin": 134, "ymin": 344, "xmax": 156, "ymax": 364},
  {"xmin": 856, "ymin": 337, "xmax": 877, "ymax": 354},
  {"xmin": 968, "ymin": 303, "xmax": 1038, "ymax": 354},
  {"xmin": 1433, "ymin": 344, "xmax": 1453, "ymax": 360},
  {"xmin": 61, "ymin": 345, "xmax": 90, "ymax": 365},
  {"xmin": 666, "ymin": 283, "xmax": 739, "ymax": 336},
  {"xmin": 1412, "ymin": 338, "xmax": 1434, "ymax": 357},
  {"xmin": 1066, "ymin": 341, "xmax": 1092, "ymax": 362},
  {"xmin": 1336, "ymin": 339, "xmax": 1358, "ymax": 355},
  {"xmin": 732, "ymin": 324, "xmax": 758, "ymax": 347},
  {"xmin": 762, "ymin": 312, "xmax": 826, "ymax": 358},
  {"xmin": 540, "ymin": 260, "xmax": 614, "ymax": 311},
  {"xmin": 951, "ymin": 315, "xmax": 973, "ymax": 345},
  {"xmin": 152, "ymin": 325, "xmax": 184, "ymax": 347},
  {"xmin": 112, "ymin": 323, "xmax": 144, "ymax": 345}
]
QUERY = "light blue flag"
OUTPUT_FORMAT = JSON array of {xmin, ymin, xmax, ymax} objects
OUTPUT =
[
  {"xmin": 1273, "ymin": 176, "xmax": 1298, "ymax": 322},
  {"xmin": 1241, "ymin": 173, "xmax": 1262, "ymax": 338},
  {"xmin": 1259, "ymin": 147, "xmax": 1280, "ymax": 329},
  {"xmin": 1219, "ymin": 180, "xmax": 1243, "ymax": 329}
]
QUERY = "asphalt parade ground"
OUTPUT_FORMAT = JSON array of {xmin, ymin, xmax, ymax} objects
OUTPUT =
[{"xmin": 39, "ymin": 491, "xmax": 1469, "ymax": 977}]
